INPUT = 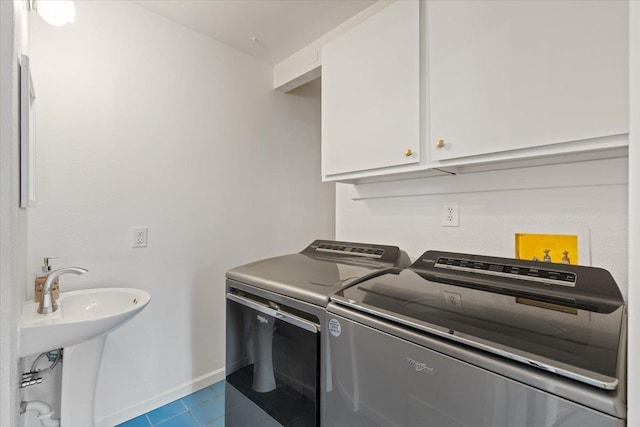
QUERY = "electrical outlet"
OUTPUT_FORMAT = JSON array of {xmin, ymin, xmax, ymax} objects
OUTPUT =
[
  {"xmin": 442, "ymin": 202, "xmax": 459, "ymax": 227},
  {"xmin": 132, "ymin": 227, "xmax": 148, "ymax": 248}
]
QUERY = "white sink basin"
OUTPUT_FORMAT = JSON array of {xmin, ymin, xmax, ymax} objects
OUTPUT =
[{"xmin": 19, "ymin": 287, "xmax": 151, "ymax": 358}]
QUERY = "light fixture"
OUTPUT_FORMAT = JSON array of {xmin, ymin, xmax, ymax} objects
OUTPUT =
[{"xmin": 29, "ymin": 0, "xmax": 76, "ymax": 27}]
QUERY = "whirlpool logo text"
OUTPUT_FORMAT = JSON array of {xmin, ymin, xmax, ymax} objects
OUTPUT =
[{"xmin": 407, "ymin": 357, "xmax": 434, "ymax": 375}]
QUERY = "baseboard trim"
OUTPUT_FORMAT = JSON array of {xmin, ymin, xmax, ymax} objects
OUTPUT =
[{"xmin": 95, "ymin": 367, "xmax": 225, "ymax": 427}]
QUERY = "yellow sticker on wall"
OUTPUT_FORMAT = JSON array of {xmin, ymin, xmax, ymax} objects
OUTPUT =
[{"xmin": 515, "ymin": 233, "xmax": 578, "ymax": 265}]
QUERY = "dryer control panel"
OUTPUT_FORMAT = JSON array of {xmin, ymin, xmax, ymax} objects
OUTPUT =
[{"xmin": 303, "ymin": 240, "xmax": 405, "ymax": 267}]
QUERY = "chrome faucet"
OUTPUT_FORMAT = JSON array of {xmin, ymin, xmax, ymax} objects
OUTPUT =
[{"xmin": 38, "ymin": 267, "xmax": 88, "ymax": 314}]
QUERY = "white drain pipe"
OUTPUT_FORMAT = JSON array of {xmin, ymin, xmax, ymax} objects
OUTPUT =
[{"xmin": 21, "ymin": 401, "xmax": 60, "ymax": 427}]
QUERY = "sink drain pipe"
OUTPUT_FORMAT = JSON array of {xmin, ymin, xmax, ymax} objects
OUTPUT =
[{"xmin": 21, "ymin": 401, "xmax": 60, "ymax": 427}]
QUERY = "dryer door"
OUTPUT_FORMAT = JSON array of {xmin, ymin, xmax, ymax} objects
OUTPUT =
[{"xmin": 226, "ymin": 291, "xmax": 320, "ymax": 426}]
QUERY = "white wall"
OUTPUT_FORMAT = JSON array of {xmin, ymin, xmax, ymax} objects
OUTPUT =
[
  {"xmin": 627, "ymin": 2, "xmax": 639, "ymax": 425},
  {"xmin": 336, "ymin": 158, "xmax": 628, "ymax": 297},
  {"xmin": 27, "ymin": 1, "xmax": 334, "ymax": 425},
  {"xmin": 0, "ymin": 1, "xmax": 29, "ymax": 426}
]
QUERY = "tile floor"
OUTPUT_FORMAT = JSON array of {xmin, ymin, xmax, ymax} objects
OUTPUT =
[{"xmin": 116, "ymin": 380, "xmax": 225, "ymax": 427}]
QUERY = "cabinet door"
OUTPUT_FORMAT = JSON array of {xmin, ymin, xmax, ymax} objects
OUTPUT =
[
  {"xmin": 428, "ymin": 1, "xmax": 628, "ymax": 161},
  {"xmin": 322, "ymin": 0, "xmax": 420, "ymax": 178}
]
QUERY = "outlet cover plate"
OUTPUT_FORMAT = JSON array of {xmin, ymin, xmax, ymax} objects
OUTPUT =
[
  {"xmin": 132, "ymin": 226, "xmax": 148, "ymax": 248},
  {"xmin": 442, "ymin": 202, "xmax": 459, "ymax": 227}
]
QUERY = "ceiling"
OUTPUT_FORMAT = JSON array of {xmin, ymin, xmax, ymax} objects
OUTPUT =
[{"xmin": 133, "ymin": 0, "xmax": 377, "ymax": 65}]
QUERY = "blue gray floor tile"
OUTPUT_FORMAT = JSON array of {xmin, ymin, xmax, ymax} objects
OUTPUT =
[{"xmin": 116, "ymin": 380, "xmax": 225, "ymax": 427}]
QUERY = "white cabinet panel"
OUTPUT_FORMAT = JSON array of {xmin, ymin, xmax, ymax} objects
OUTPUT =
[
  {"xmin": 428, "ymin": 1, "xmax": 628, "ymax": 161},
  {"xmin": 322, "ymin": 0, "xmax": 420, "ymax": 178}
]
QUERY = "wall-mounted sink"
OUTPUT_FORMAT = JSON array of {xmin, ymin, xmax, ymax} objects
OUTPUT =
[{"xmin": 19, "ymin": 287, "xmax": 151, "ymax": 358}]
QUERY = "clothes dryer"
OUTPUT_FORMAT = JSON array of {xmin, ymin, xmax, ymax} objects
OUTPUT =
[{"xmin": 225, "ymin": 240, "xmax": 409, "ymax": 427}]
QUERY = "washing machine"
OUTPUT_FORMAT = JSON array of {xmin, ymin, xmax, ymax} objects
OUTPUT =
[{"xmin": 326, "ymin": 250, "xmax": 626, "ymax": 426}]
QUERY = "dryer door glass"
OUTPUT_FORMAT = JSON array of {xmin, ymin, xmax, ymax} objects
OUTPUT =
[{"xmin": 226, "ymin": 293, "xmax": 319, "ymax": 426}]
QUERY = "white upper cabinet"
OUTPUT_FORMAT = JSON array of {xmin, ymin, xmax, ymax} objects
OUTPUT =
[
  {"xmin": 322, "ymin": 1, "xmax": 420, "ymax": 180},
  {"xmin": 427, "ymin": 0, "xmax": 629, "ymax": 162}
]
